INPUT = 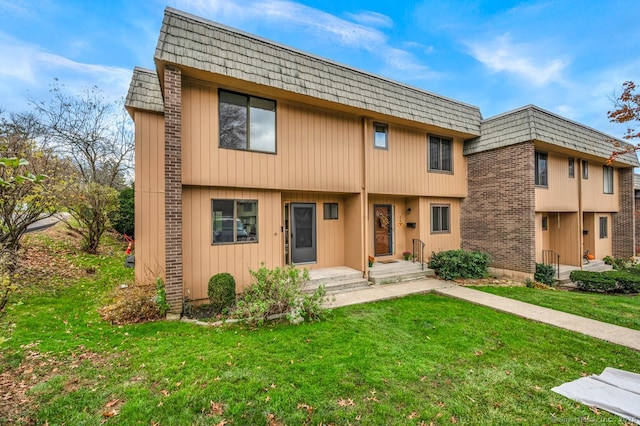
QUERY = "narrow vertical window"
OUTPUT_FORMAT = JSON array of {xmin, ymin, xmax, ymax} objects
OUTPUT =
[
  {"xmin": 599, "ymin": 216, "xmax": 608, "ymax": 239},
  {"xmin": 603, "ymin": 166, "xmax": 614, "ymax": 194},
  {"xmin": 542, "ymin": 216, "xmax": 548, "ymax": 231},
  {"xmin": 428, "ymin": 135, "xmax": 453, "ymax": 172},
  {"xmin": 373, "ymin": 123, "xmax": 388, "ymax": 149},
  {"xmin": 535, "ymin": 151, "xmax": 548, "ymax": 186},
  {"xmin": 568, "ymin": 157, "xmax": 575, "ymax": 178},
  {"xmin": 431, "ymin": 204, "xmax": 450, "ymax": 233},
  {"xmin": 582, "ymin": 160, "xmax": 589, "ymax": 179}
]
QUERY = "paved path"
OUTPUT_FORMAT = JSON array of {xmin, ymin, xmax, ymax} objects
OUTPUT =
[{"xmin": 326, "ymin": 278, "xmax": 640, "ymax": 352}]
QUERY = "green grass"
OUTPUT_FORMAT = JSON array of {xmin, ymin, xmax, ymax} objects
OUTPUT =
[
  {"xmin": 471, "ymin": 286, "xmax": 640, "ymax": 331},
  {"xmin": 2, "ymin": 230, "xmax": 639, "ymax": 425}
]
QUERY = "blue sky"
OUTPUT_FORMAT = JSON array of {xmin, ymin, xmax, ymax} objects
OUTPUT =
[{"xmin": 1, "ymin": 0, "xmax": 638, "ymax": 137}]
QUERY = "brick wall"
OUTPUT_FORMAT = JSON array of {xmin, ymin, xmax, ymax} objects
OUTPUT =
[
  {"xmin": 462, "ymin": 142, "xmax": 536, "ymax": 274},
  {"xmin": 613, "ymin": 168, "xmax": 634, "ymax": 258},
  {"xmin": 164, "ymin": 65, "xmax": 183, "ymax": 313}
]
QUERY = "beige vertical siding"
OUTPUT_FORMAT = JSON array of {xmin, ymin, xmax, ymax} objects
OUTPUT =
[
  {"xmin": 282, "ymin": 193, "xmax": 348, "ymax": 269},
  {"xmin": 535, "ymin": 212, "xmax": 580, "ymax": 266},
  {"xmin": 181, "ymin": 80, "xmax": 363, "ymax": 192},
  {"xmin": 134, "ymin": 111, "xmax": 166, "ymax": 284},
  {"xmin": 344, "ymin": 193, "xmax": 365, "ymax": 271},
  {"xmin": 418, "ymin": 197, "xmax": 462, "ymax": 255},
  {"xmin": 182, "ymin": 187, "xmax": 283, "ymax": 300},
  {"xmin": 366, "ymin": 119, "xmax": 467, "ymax": 197},
  {"xmin": 593, "ymin": 213, "xmax": 613, "ymax": 259},
  {"xmin": 582, "ymin": 164, "xmax": 619, "ymax": 212},
  {"xmin": 535, "ymin": 152, "xmax": 579, "ymax": 211}
]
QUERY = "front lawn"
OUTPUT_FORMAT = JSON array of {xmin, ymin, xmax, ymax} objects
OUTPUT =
[
  {"xmin": 1, "ymin": 228, "xmax": 639, "ymax": 424},
  {"xmin": 471, "ymin": 286, "xmax": 640, "ymax": 331}
]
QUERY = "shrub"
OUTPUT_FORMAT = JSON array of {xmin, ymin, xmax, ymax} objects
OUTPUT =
[
  {"xmin": 207, "ymin": 273, "xmax": 237, "ymax": 314},
  {"xmin": 233, "ymin": 264, "xmax": 327, "ymax": 325},
  {"xmin": 155, "ymin": 277, "xmax": 170, "ymax": 316},
  {"xmin": 570, "ymin": 270, "xmax": 640, "ymax": 294},
  {"xmin": 534, "ymin": 263, "xmax": 556, "ymax": 286},
  {"xmin": 110, "ymin": 186, "xmax": 135, "ymax": 237},
  {"xmin": 99, "ymin": 283, "xmax": 164, "ymax": 324},
  {"xmin": 428, "ymin": 250, "xmax": 490, "ymax": 280}
]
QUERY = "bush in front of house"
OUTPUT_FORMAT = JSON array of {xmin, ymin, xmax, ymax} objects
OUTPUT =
[
  {"xmin": 534, "ymin": 263, "xmax": 556, "ymax": 286},
  {"xmin": 233, "ymin": 264, "xmax": 327, "ymax": 325},
  {"xmin": 428, "ymin": 249, "xmax": 490, "ymax": 280},
  {"xmin": 207, "ymin": 272, "xmax": 237, "ymax": 314},
  {"xmin": 570, "ymin": 270, "xmax": 640, "ymax": 294}
]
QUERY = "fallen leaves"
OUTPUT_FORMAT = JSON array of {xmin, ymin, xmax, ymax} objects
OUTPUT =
[
  {"xmin": 101, "ymin": 398, "xmax": 121, "ymax": 418},
  {"xmin": 337, "ymin": 398, "xmax": 355, "ymax": 407}
]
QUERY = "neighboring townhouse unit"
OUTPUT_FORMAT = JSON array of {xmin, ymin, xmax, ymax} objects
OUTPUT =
[
  {"xmin": 635, "ymin": 174, "xmax": 640, "ymax": 255},
  {"xmin": 125, "ymin": 8, "xmax": 482, "ymax": 311},
  {"xmin": 462, "ymin": 106, "xmax": 639, "ymax": 278}
]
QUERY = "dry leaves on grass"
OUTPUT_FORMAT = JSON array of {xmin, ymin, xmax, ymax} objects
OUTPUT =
[
  {"xmin": 337, "ymin": 398, "xmax": 355, "ymax": 407},
  {"xmin": 98, "ymin": 284, "xmax": 163, "ymax": 324}
]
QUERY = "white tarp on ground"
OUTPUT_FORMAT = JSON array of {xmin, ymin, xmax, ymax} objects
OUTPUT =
[{"xmin": 552, "ymin": 367, "xmax": 640, "ymax": 424}]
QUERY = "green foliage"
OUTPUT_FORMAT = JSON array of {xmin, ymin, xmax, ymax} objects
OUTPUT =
[
  {"xmin": 570, "ymin": 270, "xmax": 640, "ymax": 294},
  {"xmin": 155, "ymin": 277, "xmax": 170, "ymax": 316},
  {"xmin": 428, "ymin": 249, "xmax": 490, "ymax": 280},
  {"xmin": 61, "ymin": 182, "xmax": 119, "ymax": 254},
  {"xmin": 602, "ymin": 255, "xmax": 614, "ymax": 265},
  {"xmin": 110, "ymin": 186, "xmax": 134, "ymax": 237},
  {"xmin": 534, "ymin": 263, "xmax": 556, "ymax": 286},
  {"xmin": 233, "ymin": 264, "xmax": 327, "ymax": 325},
  {"xmin": 207, "ymin": 272, "xmax": 236, "ymax": 314},
  {"xmin": 524, "ymin": 278, "xmax": 535, "ymax": 288}
]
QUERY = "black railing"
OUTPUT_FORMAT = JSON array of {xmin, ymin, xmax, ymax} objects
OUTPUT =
[
  {"xmin": 412, "ymin": 239, "xmax": 426, "ymax": 271},
  {"xmin": 542, "ymin": 250, "xmax": 560, "ymax": 280}
]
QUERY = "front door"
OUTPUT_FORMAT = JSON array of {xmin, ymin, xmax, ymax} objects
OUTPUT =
[
  {"xmin": 291, "ymin": 203, "xmax": 317, "ymax": 264},
  {"xmin": 374, "ymin": 204, "xmax": 393, "ymax": 256}
]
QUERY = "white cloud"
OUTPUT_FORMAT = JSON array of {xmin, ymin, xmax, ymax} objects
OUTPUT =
[
  {"xmin": 466, "ymin": 33, "xmax": 567, "ymax": 86},
  {"xmin": 345, "ymin": 11, "xmax": 393, "ymax": 28},
  {"xmin": 175, "ymin": 0, "xmax": 434, "ymax": 79}
]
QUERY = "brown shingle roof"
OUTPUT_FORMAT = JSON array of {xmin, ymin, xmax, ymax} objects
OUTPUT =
[
  {"xmin": 464, "ymin": 105, "xmax": 640, "ymax": 167},
  {"xmin": 125, "ymin": 67, "xmax": 164, "ymax": 115},
  {"xmin": 153, "ymin": 7, "xmax": 481, "ymax": 136}
]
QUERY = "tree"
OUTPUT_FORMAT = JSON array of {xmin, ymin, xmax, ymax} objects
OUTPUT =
[
  {"xmin": 110, "ymin": 185, "xmax": 134, "ymax": 237},
  {"xmin": 0, "ymin": 110, "xmax": 68, "ymax": 259},
  {"xmin": 0, "ymin": 156, "xmax": 47, "ymax": 320},
  {"xmin": 608, "ymin": 81, "xmax": 640, "ymax": 159},
  {"xmin": 33, "ymin": 81, "xmax": 134, "ymax": 253}
]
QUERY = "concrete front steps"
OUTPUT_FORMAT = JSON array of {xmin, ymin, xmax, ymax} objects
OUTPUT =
[
  {"xmin": 556, "ymin": 260, "xmax": 612, "ymax": 288},
  {"xmin": 302, "ymin": 266, "xmax": 369, "ymax": 295},
  {"xmin": 368, "ymin": 259, "xmax": 435, "ymax": 285}
]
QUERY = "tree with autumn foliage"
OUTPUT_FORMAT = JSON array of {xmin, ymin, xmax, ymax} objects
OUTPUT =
[{"xmin": 608, "ymin": 81, "xmax": 640, "ymax": 159}]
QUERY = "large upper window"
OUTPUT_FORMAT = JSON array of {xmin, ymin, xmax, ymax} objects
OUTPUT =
[
  {"xmin": 429, "ymin": 135, "xmax": 452, "ymax": 172},
  {"xmin": 219, "ymin": 90, "xmax": 276, "ymax": 153},
  {"xmin": 212, "ymin": 199, "xmax": 258, "ymax": 244},
  {"xmin": 603, "ymin": 166, "xmax": 614, "ymax": 194},
  {"xmin": 373, "ymin": 123, "xmax": 388, "ymax": 149},
  {"xmin": 431, "ymin": 204, "xmax": 450, "ymax": 233},
  {"xmin": 535, "ymin": 151, "xmax": 548, "ymax": 186}
]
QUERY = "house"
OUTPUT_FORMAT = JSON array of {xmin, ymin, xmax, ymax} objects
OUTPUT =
[
  {"xmin": 125, "ymin": 8, "xmax": 482, "ymax": 312},
  {"xmin": 126, "ymin": 8, "xmax": 638, "ymax": 313},
  {"xmin": 462, "ymin": 106, "xmax": 639, "ymax": 278}
]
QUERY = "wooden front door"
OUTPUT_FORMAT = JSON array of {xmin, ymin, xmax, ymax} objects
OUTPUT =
[{"xmin": 374, "ymin": 204, "xmax": 393, "ymax": 256}]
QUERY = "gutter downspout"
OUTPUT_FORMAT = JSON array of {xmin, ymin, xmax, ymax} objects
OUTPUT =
[{"xmin": 361, "ymin": 117, "xmax": 369, "ymax": 279}]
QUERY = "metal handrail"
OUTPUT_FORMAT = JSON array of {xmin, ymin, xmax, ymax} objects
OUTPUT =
[
  {"xmin": 541, "ymin": 250, "xmax": 560, "ymax": 280},
  {"xmin": 412, "ymin": 239, "xmax": 426, "ymax": 271}
]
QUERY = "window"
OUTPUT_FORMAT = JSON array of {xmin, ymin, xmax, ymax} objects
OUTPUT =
[
  {"xmin": 542, "ymin": 216, "xmax": 548, "ymax": 231},
  {"xmin": 428, "ymin": 135, "xmax": 452, "ymax": 172},
  {"xmin": 373, "ymin": 123, "xmax": 388, "ymax": 149},
  {"xmin": 582, "ymin": 160, "xmax": 589, "ymax": 179},
  {"xmin": 603, "ymin": 166, "xmax": 614, "ymax": 194},
  {"xmin": 323, "ymin": 203, "xmax": 338, "ymax": 220},
  {"xmin": 599, "ymin": 216, "xmax": 608, "ymax": 239},
  {"xmin": 535, "ymin": 151, "xmax": 548, "ymax": 186},
  {"xmin": 219, "ymin": 90, "xmax": 276, "ymax": 153},
  {"xmin": 212, "ymin": 199, "xmax": 258, "ymax": 244},
  {"xmin": 431, "ymin": 204, "xmax": 450, "ymax": 233},
  {"xmin": 568, "ymin": 157, "xmax": 575, "ymax": 178}
]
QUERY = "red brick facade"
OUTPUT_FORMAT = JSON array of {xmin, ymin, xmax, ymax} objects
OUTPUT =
[
  {"xmin": 462, "ymin": 142, "xmax": 536, "ymax": 274},
  {"xmin": 163, "ymin": 65, "xmax": 183, "ymax": 313},
  {"xmin": 613, "ymin": 168, "xmax": 634, "ymax": 258}
]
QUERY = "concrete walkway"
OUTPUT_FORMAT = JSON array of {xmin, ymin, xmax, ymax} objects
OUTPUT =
[{"xmin": 326, "ymin": 278, "xmax": 640, "ymax": 352}]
